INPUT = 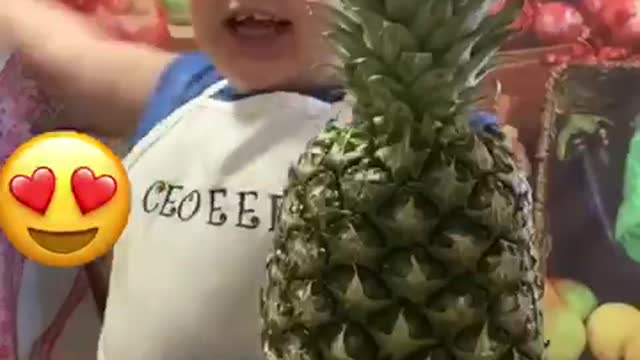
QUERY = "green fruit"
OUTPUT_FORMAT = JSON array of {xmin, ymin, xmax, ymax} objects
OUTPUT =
[
  {"xmin": 553, "ymin": 278, "xmax": 598, "ymax": 320},
  {"xmin": 545, "ymin": 310, "xmax": 586, "ymax": 360},
  {"xmin": 261, "ymin": 0, "xmax": 544, "ymax": 359},
  {"xmin": 162, "ymin": 0, "xmax": 191, "ymax": 25}
]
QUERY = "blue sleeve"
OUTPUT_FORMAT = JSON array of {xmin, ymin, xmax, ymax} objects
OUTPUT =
[
  {"xmin": 470, "ymin": 111, "xmax": 500, "ymax": 134},
  {"xmin": 132, "ymin": 52, "xmax": 222, "ymax": 146}
]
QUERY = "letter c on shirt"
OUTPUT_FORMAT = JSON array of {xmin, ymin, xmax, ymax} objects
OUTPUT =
[{"xmin": 143, "ymin": 180, "xmax": 166, "ymax": 213}]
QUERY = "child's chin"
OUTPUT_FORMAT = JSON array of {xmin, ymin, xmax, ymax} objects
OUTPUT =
[{"xmin": 227, "ymin": 66, "xmax": 303, "ymax": 94}]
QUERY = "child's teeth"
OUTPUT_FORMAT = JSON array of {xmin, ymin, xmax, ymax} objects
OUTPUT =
[
  {"xmin": 235, "ymin": 13, "xmax": 282, "ymax": 22},
  {"xmin": 252, "ymin": 13, "xmax": 273, "ymax": 21}
]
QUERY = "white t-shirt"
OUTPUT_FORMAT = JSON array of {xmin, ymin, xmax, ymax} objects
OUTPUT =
[{"xmin": 98, "ymin": 78, "xmax": 349, "ymax": 360}]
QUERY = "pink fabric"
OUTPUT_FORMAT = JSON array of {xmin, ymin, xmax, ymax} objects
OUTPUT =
[{"xmin": 0, "ymin": 54, "xmax": 60, "ymax": 360}]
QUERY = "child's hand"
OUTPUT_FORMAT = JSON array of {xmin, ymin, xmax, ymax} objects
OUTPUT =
[
  {"xmin": 0, "ymin": 0, "xmax": 174, "ymax": 137},
  {"xmin": 2, "ymin": 0, "xmax": 110, "ymax": 55}
]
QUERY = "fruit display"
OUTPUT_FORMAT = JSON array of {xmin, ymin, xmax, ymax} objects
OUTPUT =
[
  {"xmin": 544, "ymin": 278, "xmax": 598, "ymax": 360},
  {"xmin": 587, "ymin": 303, "xmax": 640, "ymax": 360},
  {"xmin": 542, "ymin": 278, "xmax": 640, "ymax": 360},
  {"xmin": 599, "ymin": 0, "xmax": 640, "ymax": 48},
  {"xmin": 533, "ymin": 2, "xmax": 586, "ymax": 46},
  {"xmin": 493, "ymin": 0, "xmax": 640, "ymax": 61},
  {"xmin": 538, "ymin": 57, "xmax": 640, "ymax": 360},
  {"xmin": 551, "ymin": 278, "xmax": 598, "ymax": 320},
  {"xmin": 261, "ymin": 0, "xmax": 545, "ymax": 359}
]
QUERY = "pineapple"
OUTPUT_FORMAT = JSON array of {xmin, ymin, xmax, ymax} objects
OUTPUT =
[{"xmin": 260, "ymin": 0, "xmax": 544, "ymax": 359}]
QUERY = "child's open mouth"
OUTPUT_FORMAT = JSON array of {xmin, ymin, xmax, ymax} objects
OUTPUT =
[{"xmin": 226, "ymin": 11, "xmax": 293, "ymax": 38}]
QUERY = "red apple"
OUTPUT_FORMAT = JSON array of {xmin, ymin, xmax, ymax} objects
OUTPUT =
[
  {"xmin": 533, "ymin": 2, "xmax": 586, "ymax": 45},
  {"xmin": 580, "ymin": 0, "xmax": 606, "ymax": 29},
  {"xmin": 600, "ymin": 0, "xmax": 637, "ymax": 30},
  {"xmin": 600, "ymin": 0, "xmax": 640, "ymax": 48}
]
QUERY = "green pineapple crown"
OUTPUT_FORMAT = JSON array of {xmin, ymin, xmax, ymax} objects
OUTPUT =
[{"xmin": 325, "ymin": 0, "xmax": 521, "ymax": 138}]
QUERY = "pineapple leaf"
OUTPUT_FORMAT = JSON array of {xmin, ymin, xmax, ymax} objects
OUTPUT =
[
  {"xmin": 431, "ymin": 100, "xmax": 459, "ymax": 119},
  {"xmin": 384, "ymin": 0, "xmax": 420, "ymax": 23},
  {"xmin": 372, "ymin": 115, "xmax": 391, "ymax": 139},
  {"xmin": 442, "ymin": 31, "xmax": 484, "ymax": 67},
  {"xmin": 410, "ymin": 68, "xmax": 455, "ymax": 101},
  {"xmin": 353, "ymin": 8, "xmax": 386, "ymax": 51},
  {"xmin": 352, "ymin": 57, "xmax": 386, "ymax": 85},
  {"xmin": 325, "ymin": 128, "xmax": 368, "ymax": 171},
  {"xmin": 340, "ymin": 164, "xmax": 395, "ymax": 211},
  {"xmin": 326, "ymin": 28, "xmax": 370, "ymax": 59},
  {"xmin": 430, "ymin": 0, "xmax": 497, "ymax": 50},
  {"xmin": 366, "ymin": 75, "xmax": 407, "ymax": 116},
  {"xmin": 423, "ymin": 86, "xmax": 462, "ymax": 111},
  {"xmin": 380, "ymin": 22, "xmax": 419, "ymax": 63},
  {"xmin": 408, "ymin": 0, "xmax": 437, "ymax": 41},
  {"xmin": 328, "ymin": 3, "xmax": 363, "ymax": 34},
  {"xmin": 422, "ymin": 0, "xmax": 453, "ymax": 50},
  {"xmin": 372, "ymin": 101, "xmax": 412, "ymax": 145},
  {"xmin": 455, "ymin": 0, "xmax": 497, "ymax": 37},
  {"xmin": 483, "ymin": 0, "xmax": 524, "ymax": 32},
  {"xmin": 457, "ymin": 136, "xmax": 495, "ymax": 174},
  {"xmin": 418, "ymin": 113, "xmax": 442, "ymax": 146},
  {"xmin": 345, "ymin": 0, "xmax": 385, "ymax": 14},
  {"xmin": 397, "ymin": 52, "xmax": 433, "ymax": 83},
  {"xmin": 457, "ymin": 44, "xmax": 499, "ymax": 88},
  {"xmin": 385, "ymin": 101, "xmax": 414, "ymax": 129},
  {"xmin": 368, "ymin": 75, "xmax": 404, "ymax": 98},
  {"xmin": 475, "ymin": 30, "xmax": 514, "ymax": 64},
  {"xmin": 374, "ymin": 141, "xmax": 412, "ymax": 181},
  {"xmin": 437, "ymin": 121, "xmax": 467, "ymax": 145}
]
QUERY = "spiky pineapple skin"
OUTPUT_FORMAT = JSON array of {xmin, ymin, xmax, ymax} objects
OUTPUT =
[{"xmin": 261, "ymin": 1, "xmax": 544, "ymax": 359}]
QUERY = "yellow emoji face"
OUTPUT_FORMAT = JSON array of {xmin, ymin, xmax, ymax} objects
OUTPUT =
[{"xmin": 0, "ymin": 132, "xmax": 131, "ymax": 267}]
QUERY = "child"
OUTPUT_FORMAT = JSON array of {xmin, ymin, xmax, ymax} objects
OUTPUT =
[{"xmin": 1, "ymin": 1, "xmax": 499, "ymax": 359}]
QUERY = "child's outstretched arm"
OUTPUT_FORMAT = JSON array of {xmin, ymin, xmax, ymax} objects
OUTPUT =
[{"xmin": 2, "ymin": 0, "xmax": 176, "ymax": 136}]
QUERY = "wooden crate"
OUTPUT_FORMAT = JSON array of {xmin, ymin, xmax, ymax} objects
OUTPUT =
[
  {"xmin": 533, "ymin": 60, "xmax": 640, "ymax": 360},
  {"xmin": 166, "ymin": 25, "xmax": 197, "ymax": 52},
  {"xmin": 479, "ymin": 45, "xmax": 575, "ymax": 156}
]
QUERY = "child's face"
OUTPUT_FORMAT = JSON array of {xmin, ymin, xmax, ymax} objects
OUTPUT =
[{"xmin": 191, "ymin": 0, "xmax": 337, "ymax": 93}]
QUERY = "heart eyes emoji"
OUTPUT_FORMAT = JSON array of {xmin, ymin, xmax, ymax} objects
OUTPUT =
[{"xmin": 9, "ymin": 167, "xmax": 117, "ymax": 215}]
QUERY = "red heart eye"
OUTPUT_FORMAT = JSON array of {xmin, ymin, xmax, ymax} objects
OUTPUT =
[
  {"xmin": 71, "ymin": 167, "xmax": 117, "ymax": 214},
  {"xmin": 9, "ymin": 167, "xmax": 56, "ymax": 214}
]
